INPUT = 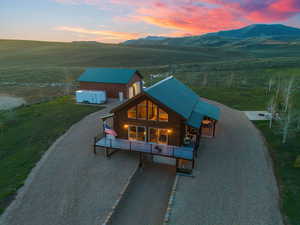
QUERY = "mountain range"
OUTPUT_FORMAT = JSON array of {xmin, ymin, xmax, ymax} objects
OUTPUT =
[{"xmin": 122, "ymin": 24, "xmax": 300, "ymax": 48}]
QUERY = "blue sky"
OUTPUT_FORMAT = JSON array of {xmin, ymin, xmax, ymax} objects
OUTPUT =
[{"xmin": 1, "ymin": 0, "xmax": 299, "ymax": 43}]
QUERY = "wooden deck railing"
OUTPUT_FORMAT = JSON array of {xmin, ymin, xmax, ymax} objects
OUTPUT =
[{"xmin": 95, "ymin": 137, "xmax": 194, "ymax": 160}]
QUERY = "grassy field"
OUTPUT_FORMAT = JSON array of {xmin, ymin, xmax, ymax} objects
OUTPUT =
[
  {"xmin": 0, "ymin": 96, "xmax": 102, "ymax": 214},
  {"xmin": 0, "ymin": 39, "xmax": 299, "ymax": 223},
  {"xmin": 140, "ymin": 60, "xmax": 300, "ymax": 110},
  {"xmin": 0, "ymin": 39, "xmax": 249, "ymax": 103},
  {"xmin": 255, "ymin": 121, "xmax": 300, "ymax": 225},
  {"xmin": 1, "ymin": 39, "xmax": 300, "ymax": 106}
]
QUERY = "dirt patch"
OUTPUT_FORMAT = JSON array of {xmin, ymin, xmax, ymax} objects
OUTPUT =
[{"xmin": 0, "ymin": 95, "xmax": 26, "ymax": 110}]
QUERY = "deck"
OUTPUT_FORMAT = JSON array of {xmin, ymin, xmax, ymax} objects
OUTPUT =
[{"xmin": 95, "ymin": 137, "xmax": 194, "ymax": 160}]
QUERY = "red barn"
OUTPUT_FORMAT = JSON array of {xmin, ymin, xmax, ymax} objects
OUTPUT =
[{"xmin": 77, "ymin": 68, "xmax": 143, "ymax": 99}]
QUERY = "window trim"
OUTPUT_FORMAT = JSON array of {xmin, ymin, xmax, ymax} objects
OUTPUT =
[
  {"xmin": 148, "ymin": 127, "xmax": 169, "ymax": 145},
  {"xmin": 128, "ymin": 125, "xmax": 146, "ymax": 142},
  {"xmin": 127, "ymin": 105, "xmax": 137, "ymax": 119},
  {"xmin": 136, "ymin": 100, "xmax": 147, "ymax": 120},
  {"xmin": 147, "ymin": 100, "xmax": 158, "ymax": 121},
  {"xmin": 158, "ymin": 108, "xmax": 169, "ymax": 122},
  {"xmin": 126, "ymin": 100, "xmax": 169, "ymax": 122}
]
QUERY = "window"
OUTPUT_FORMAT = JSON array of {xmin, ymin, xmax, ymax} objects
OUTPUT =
[
  {"xmin": 159, "ymin": 108, "xmax": 168, "ymax": 122},
  {"xmin": 137, "ymin": 126, "xmax": 146, "ymax": 141},
  {"xmin": 127, "ymin": 106, "xmax": 136, "ymax": 119},
  {"xmin": 128, "ymin": 81, "xmax": 141, "ymax": 99},
  {"xmin": 127, "ymin": 99, "xmax": 169, "ymax": 122},
  {"xmin": 128, "ymin": 126, "xmax": 137, "ymax": 141},
  {"xmin": 137, "ymin": 100, "xmax": 147, "ymax": 120},
  {"xmin": 148, "ymin": 101, "xmax": 158, "ymax": 121},
  {"xmin": 158, "ymin": 129, "xmax": 168, "ymax": 144},
  {"xmin": 149, "ymin": 128, "xmax": 158, "ymax": 143},
  {"xmin": 128, "ymin": 125, "xmax": 146, "ymax": 142},
  {"xmin": 148, "ymin": 128, "xmax": 168, "ymax": 145},
  {"xmin": 133, "ymin": 82, "xmax": 141, "ymax": 96},
  {"xmin": 129, "ymin": 86, "xmax": 134, "ymax": 99}
]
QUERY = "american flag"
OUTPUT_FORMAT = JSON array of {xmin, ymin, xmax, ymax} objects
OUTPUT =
[{"xmin": 103, "ymin": 123, "xmax": 117, "ymax": 136}]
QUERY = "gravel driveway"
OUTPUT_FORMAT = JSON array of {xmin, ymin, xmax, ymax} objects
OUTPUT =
[
  {"xmin": 110, "ymin": 163, "xmax": 175, "ymax": 225},
  {"xmin": 0, "ymin": 100, "xmax": 139, "ymax": 225},
  {"xmin": 169, "ymin": 102, "xmax": 284, "ymax": 225}
]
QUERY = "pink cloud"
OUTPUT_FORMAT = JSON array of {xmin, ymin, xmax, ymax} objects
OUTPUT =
[
  {"xmin": 133, "ymin": 1, "xmax": 245, "ymax": 35},
  {"xmin": 211, "ymin": 0, "xmax": 300, "ymax": 22},
  {"xmin": 54, "ymin": 0, "xmax": 300, "ymax": 40},
  {"xmin": 245, "ymin": 0, "xmax": 300, "ymax": 22}
]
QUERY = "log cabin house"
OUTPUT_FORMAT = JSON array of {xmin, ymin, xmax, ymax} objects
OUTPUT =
[
  {"xmin": 95, "ymin": 76, "xmax": 220, "ymax": 172},
  {"xmin": 77, "ymin": 68, "xmax": 143, "ymax": 99}
]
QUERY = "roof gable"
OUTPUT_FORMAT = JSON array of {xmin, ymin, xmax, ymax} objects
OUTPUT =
[
  {"xmin": 145, "ymin": 76, "xmax": 199, "ymax": 119},
  {"xmin": 111, "ymin": 76, "xmax": 220, "ymax": 128},
  {"xmin": 78, "ymin": 68, "xmax": 139, "ymax": 84}
]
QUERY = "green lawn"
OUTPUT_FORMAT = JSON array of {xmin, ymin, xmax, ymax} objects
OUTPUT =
[
  {"xmin": 0, "ymin": 96, "xmax": 102, "ymax": 214},
  {"xmin": 255, "ymin": 121, "xmax": 300, "ymax": 225}
]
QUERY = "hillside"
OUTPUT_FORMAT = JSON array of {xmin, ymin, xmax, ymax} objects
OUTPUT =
[{"xmin": 122, "ymin": 24, "xmax": 300, "ymax": 47}]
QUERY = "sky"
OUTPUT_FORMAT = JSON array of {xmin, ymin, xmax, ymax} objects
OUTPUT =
[{"xmin": 0, "ymin": 0, "xmax": 300, "ymax": 43}]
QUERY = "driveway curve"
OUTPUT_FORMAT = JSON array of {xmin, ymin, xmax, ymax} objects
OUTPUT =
[
  {"xmin": 0, "ymin": 100, "xmax": 138, "ymax": 225},
  {"xmin": 169, "ymin": 101, "xmax": 284, "ymax": 225}
]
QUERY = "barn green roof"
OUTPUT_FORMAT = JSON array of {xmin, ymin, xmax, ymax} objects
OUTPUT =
[
  {"xmin": 78, "ymin": 68, "xmax": 140, "ymax": 84},
  {"xmin": 145, "ymin": 76, "xmax": 220, "ymax": 128}
]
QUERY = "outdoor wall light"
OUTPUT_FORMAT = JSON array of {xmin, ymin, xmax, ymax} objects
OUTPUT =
[
  {"xmin": 167, "ymin": 129, "xmax": 172, "ymax": 134},
  {"xmin": 124, "ymin": 124, "xmax": 129, "ymax": 129}
]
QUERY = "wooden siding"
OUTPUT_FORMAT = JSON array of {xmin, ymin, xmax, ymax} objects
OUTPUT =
[
  {"xmin": 113, "ymin": 94, "xmax": 186, "ymax": 146},
  {"xmin": 79, "ymin": 72, "xmax": 142, "ymax": 98},
  {"xmin": 127, "ymin": 73, "xmax": 142, "ymax": 88}
]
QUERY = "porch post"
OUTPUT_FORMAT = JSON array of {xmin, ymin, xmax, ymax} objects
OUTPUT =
[
  {"xmin": 105, "ymin": 147, "xmax": 108, "ymax": 158},
  {"xmin": 213, "ymin": 121, "xmax": 216, "ymax": 137}
]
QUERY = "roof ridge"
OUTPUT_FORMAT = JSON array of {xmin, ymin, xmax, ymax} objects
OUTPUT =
[{"xmin": 145, "ymin": 76, "xmax": 174, "ymax": 90}]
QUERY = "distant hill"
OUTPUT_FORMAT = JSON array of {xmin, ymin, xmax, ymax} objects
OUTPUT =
[
  {"xmin": 123, "ymin": 36, "xmax": 167, "ymax": 45},
  {"xmin": 122, "ymin": 24, "xmax": 300, "ymax": 47}
]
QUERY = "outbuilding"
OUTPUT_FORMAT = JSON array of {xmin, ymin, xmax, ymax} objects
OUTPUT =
[{"xmin": 77, "ymin": 68, "xmax": 143, "ymax": 99}]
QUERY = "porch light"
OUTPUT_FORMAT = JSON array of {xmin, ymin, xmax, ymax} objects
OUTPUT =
[
  {"xmin": 167, "ymin": 129, "xmax": 172, "ymax": 134},
  {"xmin": 124, "ymin": 124, "xmax": 129, "ymax": 129},
  {"xmin": 202, "ymin": 120, "xmax": 211, "ymax": 125}
]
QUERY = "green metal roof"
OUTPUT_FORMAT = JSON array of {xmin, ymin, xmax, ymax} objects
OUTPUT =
[
  {"xmin": 186, "ymin": 110, "xmax": 204, "ymax": 128},
  {"xmin": 78, "ymin": 68, "xmax": 138, "ymax": 84},
  {"xmin": 145, "ymin": 76, "xmax": 199, "ymax": 119},
  {"xmin": 187, "ymin": 101, "xmax": 220, "ymax": 128},
  {"xmin": 194, "ymin": 101, "xmax": 220, "ymax": 121},
  {"xmin": 145, "ymin": 76, "xmax": 220, "ymax": 128}
]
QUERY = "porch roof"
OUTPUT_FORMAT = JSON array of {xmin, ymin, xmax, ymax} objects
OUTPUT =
[{"xmin": 187, "ymin": 101, "xmax": 220, "ymax": 128}]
